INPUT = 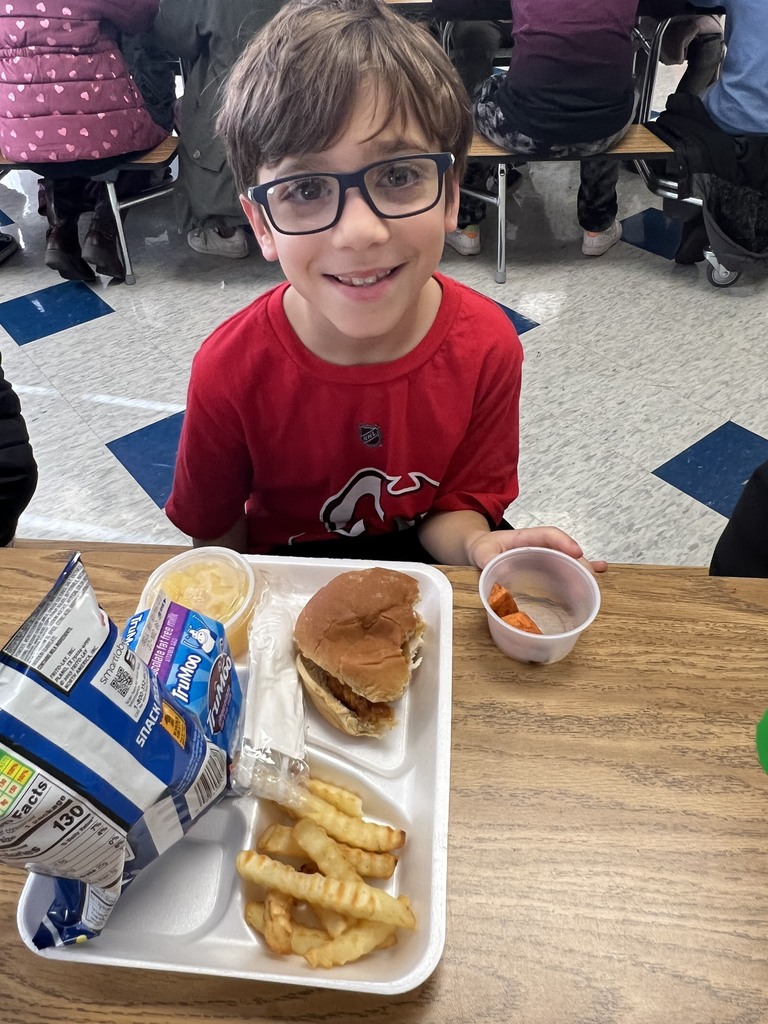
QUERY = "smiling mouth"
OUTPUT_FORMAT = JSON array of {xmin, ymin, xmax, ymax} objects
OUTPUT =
[{"xmin": 332, "ymin": 268, "xmax": 395, "ymax": 287}]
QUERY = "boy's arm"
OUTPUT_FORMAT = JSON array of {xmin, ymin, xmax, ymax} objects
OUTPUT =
[
  {"xmin": 418, "ymin": 511, "xmax": 607, "ymax": 573},
  {"xmin": 192, "ymin": 513, "xmax": 248, "ymax": 554},
  {"xmin": 418, "ymin": 509, "xmax": 492, "ymax": 566}
]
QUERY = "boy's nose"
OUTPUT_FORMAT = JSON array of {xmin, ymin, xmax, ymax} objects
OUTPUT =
[{"xmin": 331, "ymin": 187, "xmax": 389, "ymax": 246}]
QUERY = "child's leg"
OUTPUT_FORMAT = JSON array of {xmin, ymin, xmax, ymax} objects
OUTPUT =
[
  {"xmin": 577, "ymin": 159, "xmax": 621, "ymax": 233},
  {"xmin": 676, "ymin": 34, "xmax": 725, "ymax": 97}
]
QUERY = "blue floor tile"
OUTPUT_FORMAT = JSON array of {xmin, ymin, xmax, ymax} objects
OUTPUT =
[
  {"xmin": 621, "ymin": 207, "xmax": 682, "ymax": 261},
  {"xmin": 654, "ymin": 421, "xmax": 768, "ymax": 517},
  {"xmin": 107, "ymin": 412, "xmax": 184, "ymax": 510},
  {"xmin": 0, "ymin": 280, "xmax": 113, "ymax": 345},
  {"xmin": 497, "ymin": 301, "xmax": 540, "ymax": 336},
  {"xmin": 0, "ymin": 208, "xmax": 12, "ymax": 227}
]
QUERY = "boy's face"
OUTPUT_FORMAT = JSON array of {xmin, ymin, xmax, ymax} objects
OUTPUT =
[{"xmin": 241, "ymin": 86, "xmax": 459, "ymax": 362}]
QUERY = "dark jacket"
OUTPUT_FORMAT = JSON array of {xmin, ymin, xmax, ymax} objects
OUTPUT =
[
  {"xmin": 652, "ymin": 93, "xmax": 768, "ymax": 195},
  {"xmin": 711, "ymin": 460, "xmax": 768, "ymax": 578},
  {"xmin": 0, "ymin": 356, "xmax": 37, "ymax": 547}
]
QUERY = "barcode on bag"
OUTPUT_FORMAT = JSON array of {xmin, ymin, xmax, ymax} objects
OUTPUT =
[
  {"xmin": 185, "ymin": 746, "xmax": 226, "ymax": 819},
  {"xmin": 110, "ymin": 667, "xmax": 132, "ymax": 699}
]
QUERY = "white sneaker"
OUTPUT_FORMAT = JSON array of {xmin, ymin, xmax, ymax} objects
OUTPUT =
[
  {"xmin": 187, "ymin": 226, "xmax": 249, "ymax": 259},
  {"xmin": 445, "ymin": 224, "xmax": 481, "ymax": 256},
  {"xmin": 582, "ymin": 219, "xmax": 622, "ymax": 257}
]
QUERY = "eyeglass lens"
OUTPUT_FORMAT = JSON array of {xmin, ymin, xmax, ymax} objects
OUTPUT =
[{"xmin": 265, "ymin": 157, "xmax": 443, "ymax": 233}]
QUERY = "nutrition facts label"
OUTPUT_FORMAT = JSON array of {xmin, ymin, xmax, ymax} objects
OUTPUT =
[
  {"xmin": 0, "ymin": 751, "xmax": 34, "ymax": 814},
  {"xmin": 0, "ymin": 747, "xmax": 126, "ymax": 887}
]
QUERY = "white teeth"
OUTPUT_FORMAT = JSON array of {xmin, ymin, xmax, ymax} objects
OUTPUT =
[{"xmin": 336, "ymin": 269, "xmax": 392, "ymax": 287}]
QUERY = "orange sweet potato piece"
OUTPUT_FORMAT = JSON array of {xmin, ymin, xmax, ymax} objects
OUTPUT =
[
  {"xmin": 501, "ymin": 611, "xmax": 543, "ymax": 635},
  {"xmin": 488, "ymin": 582, "xmax": 519, "ymax": 618}
]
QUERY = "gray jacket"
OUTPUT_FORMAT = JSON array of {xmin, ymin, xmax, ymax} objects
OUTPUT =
[{"xmin": 153, "ymin": 0, "xmax": 284, "ymax": 228}]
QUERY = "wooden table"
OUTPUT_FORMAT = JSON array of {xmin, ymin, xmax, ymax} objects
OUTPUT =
[{"xmin": 2, "ymin": 542, "xmax": 768, "ymax": 1024}]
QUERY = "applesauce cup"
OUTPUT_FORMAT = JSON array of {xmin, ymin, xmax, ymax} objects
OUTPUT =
[
  {"xmin": 139, "ymin": 547, "xmax": 260, "ymax": 661},
  {"xmin": 479, "ymin": 547, "xmax": 600, "ymax": 664}
]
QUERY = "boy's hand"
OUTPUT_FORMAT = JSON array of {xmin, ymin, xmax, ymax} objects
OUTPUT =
[{"xmin": 466, "ymin": 526, "xmax": 608, "ymax": 575}]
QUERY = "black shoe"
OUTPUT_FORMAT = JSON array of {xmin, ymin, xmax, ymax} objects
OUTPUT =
[
  {"xmin": 45, "ymin": 227, "xmax": 97, "ymax": 282},
  {"xmin": 82, "ymin": 228, "xmax": 125, "ymax": 280},
  {"xmin": 0, "ymin": 232, "xmax": 19, "ymax": 265}
]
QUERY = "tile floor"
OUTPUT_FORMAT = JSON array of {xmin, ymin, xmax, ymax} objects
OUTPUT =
[{"xmin": 0, "ymin": 70, "xmax": 764, "ymax": 568}]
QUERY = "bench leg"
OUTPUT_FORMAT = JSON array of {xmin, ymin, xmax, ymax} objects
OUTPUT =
[
  {"xmin": 637, "ymin": 18, "xmax": 671, "ymax": 124},
  {"xmin": 495, "ymin": 160, "xmax": 507, "ymax": 284},
  {"xmin": 105, "ymin": 182, "xmax": 136, "ymax": 285}
]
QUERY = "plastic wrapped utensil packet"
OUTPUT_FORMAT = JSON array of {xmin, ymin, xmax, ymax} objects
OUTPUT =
[
  {"xmin": 0, "ymin": 554, "xmax": 227, "ymax": 948},
  {"xmin": 123, "ymin": 593, "xmax": 243, "ymax": 761},
  {"xmin": 232, "ymin": 576, "xmax": 309, "ymax": 804}
]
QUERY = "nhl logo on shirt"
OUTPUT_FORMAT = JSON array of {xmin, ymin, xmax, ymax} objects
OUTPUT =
[{"xmin": 359, "ymin": 423, "xmax": 383, "ymax": 447}]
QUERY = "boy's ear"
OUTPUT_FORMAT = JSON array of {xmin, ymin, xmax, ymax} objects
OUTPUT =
[
  {"xmin": 443, "ymin": 173, "xmax": 460, "ymax": 233},
  {"xmin": 240, "ymin": 196, "xmax": 280, "ymax": 262}
]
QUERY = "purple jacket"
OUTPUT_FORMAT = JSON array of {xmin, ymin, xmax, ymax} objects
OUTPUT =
[{"xmin": 0, "ymin": 0, "xmax": 167, "ymax": 163}]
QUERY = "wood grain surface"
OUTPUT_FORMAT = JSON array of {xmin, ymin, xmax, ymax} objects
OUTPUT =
[
  {"xmin": 468, "ymin": 125, "xmax": 672, "ymax": 160},
  {"xmin": 2, "ymin": 543, "xmax": 768, "ymax": 1024}
]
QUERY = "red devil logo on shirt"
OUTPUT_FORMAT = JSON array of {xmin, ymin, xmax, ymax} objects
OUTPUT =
[{"xmin": 320, "ymin": 468, "xmax": 439, "ymax": 538}]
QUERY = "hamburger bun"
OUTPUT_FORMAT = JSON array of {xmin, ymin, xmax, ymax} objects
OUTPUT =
[{"xmin": 294, "ymin": 568, "xmax": 423, "ymax": 737}]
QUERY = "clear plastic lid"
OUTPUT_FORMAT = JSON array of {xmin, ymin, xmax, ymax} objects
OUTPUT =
[{"xmin": 139, "ymin": 548, "xmax": 260, "ymax": 659}]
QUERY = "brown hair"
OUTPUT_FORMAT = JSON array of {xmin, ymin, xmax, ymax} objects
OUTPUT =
[{"xmin": 217, "ymin": 0, "xmax": 473, "ymax": 193}]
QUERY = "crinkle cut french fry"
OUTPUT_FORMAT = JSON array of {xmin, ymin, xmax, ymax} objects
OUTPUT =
[
  {"xmin": 307, "ymin": 778, "xmax": 363, "ymax": 818},
  {"xmin": 258, "ymin": 823, "xmax": 398, "ymax": 880},
  {"xmin": 297, "ymin": 861, "xmax": 349, "ymax": 936},
  {"xmin": 279, "ymin": 790, "xmax": 405, "ymax": 853},
  {"xmin": 304, "ymin": 918, "xmax": 397, "ymax": 969},
  {"xmin": 263, "ymin": 889, "xmax": 294, "ymax": 955},
  {"xmin": 236, "ymin": 851, "xmax": 416, "ymax": 929},
  {"xmin": 292, "ymin": 818, "xmax": 362, "ymax": 882},
  {"xmin": 340, "ymin": 845, "xmax": 397, "ymax": 880},
  {"xmin": 257, "ymin": 823, "xmax": 302, "ymax": 858},
  {"xmin": 245, "ymin": 901, "xmax": 328, "ymax": 956}
]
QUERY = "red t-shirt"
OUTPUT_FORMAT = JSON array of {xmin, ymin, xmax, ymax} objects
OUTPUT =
[{"xmin": 166, "ymin": 273, "xmax": 523, "ymax": 554}]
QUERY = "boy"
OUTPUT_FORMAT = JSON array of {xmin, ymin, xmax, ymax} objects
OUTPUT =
[{"xmin": 166, "ymin": 0, "xmax": 603, "ymax": 572}]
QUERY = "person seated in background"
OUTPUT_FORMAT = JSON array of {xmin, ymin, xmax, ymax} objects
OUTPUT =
[
  {"xmin": 0, "ymin": 0, "xmax": 168, "ymax": 282},
  {"xmin": 166, "ymin": 0, "xmax": 606, "ymax": 574},
  {"xmin": 430, "ymin": 0, "xmax": 516, "ymax": 251},
  {"xmin": 152, "ymin": 0, "xmax": 285, "ymax": 260},
  {"xmin": 710, "ymin": 460, "xmax": 768, "ymax": 578},
  {"xmin": 0, "ymin": 354, "xmax": 37, "ymax": 548},
  {"xmin": 439, "ymin": 0, "xmax": 638, "ymax": 259},
  {"xmin": 690, "ymin": 0, "xmax": 767, "ymax": 138},
  {"xmin": 635, "ymin": 2, "xmax": 724, "ymax": 99},
  {"xmin": 651, "ymin": 0, "xmax": 768, "ymax": 265}
]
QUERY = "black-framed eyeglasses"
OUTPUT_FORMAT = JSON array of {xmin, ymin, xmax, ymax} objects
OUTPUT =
[{"xmin": 246, "ymin": 152, "xmax": 454, "ymax": 236}]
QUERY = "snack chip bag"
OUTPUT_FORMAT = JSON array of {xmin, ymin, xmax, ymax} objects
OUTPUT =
[{"xmin": 0, "ymin": 554, "xmax": 227, "ymax": 948}]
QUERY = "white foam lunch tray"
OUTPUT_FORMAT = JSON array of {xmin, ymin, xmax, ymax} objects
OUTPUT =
[{"xmin": 17, "ymin": 556, "xmax": 453, "ymax": 994}]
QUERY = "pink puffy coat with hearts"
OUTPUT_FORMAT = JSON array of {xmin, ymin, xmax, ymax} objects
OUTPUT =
[{"xmin": 0, "ymin": 0, "xmax": 167, "ymax": 162}]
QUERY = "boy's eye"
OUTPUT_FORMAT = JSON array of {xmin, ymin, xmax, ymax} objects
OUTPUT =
[
  {"xmin": 273, "ymin": 176, "xmax": 334, "ymax": 204},
  {"xmin": 374, "ymin": 161, "xmax": 424, "ymax": 189}
]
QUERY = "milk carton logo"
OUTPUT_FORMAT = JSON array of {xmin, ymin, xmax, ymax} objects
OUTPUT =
[{"xmin": 186, "ymin": 623, "xmax": 217, "ymax": 654}]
